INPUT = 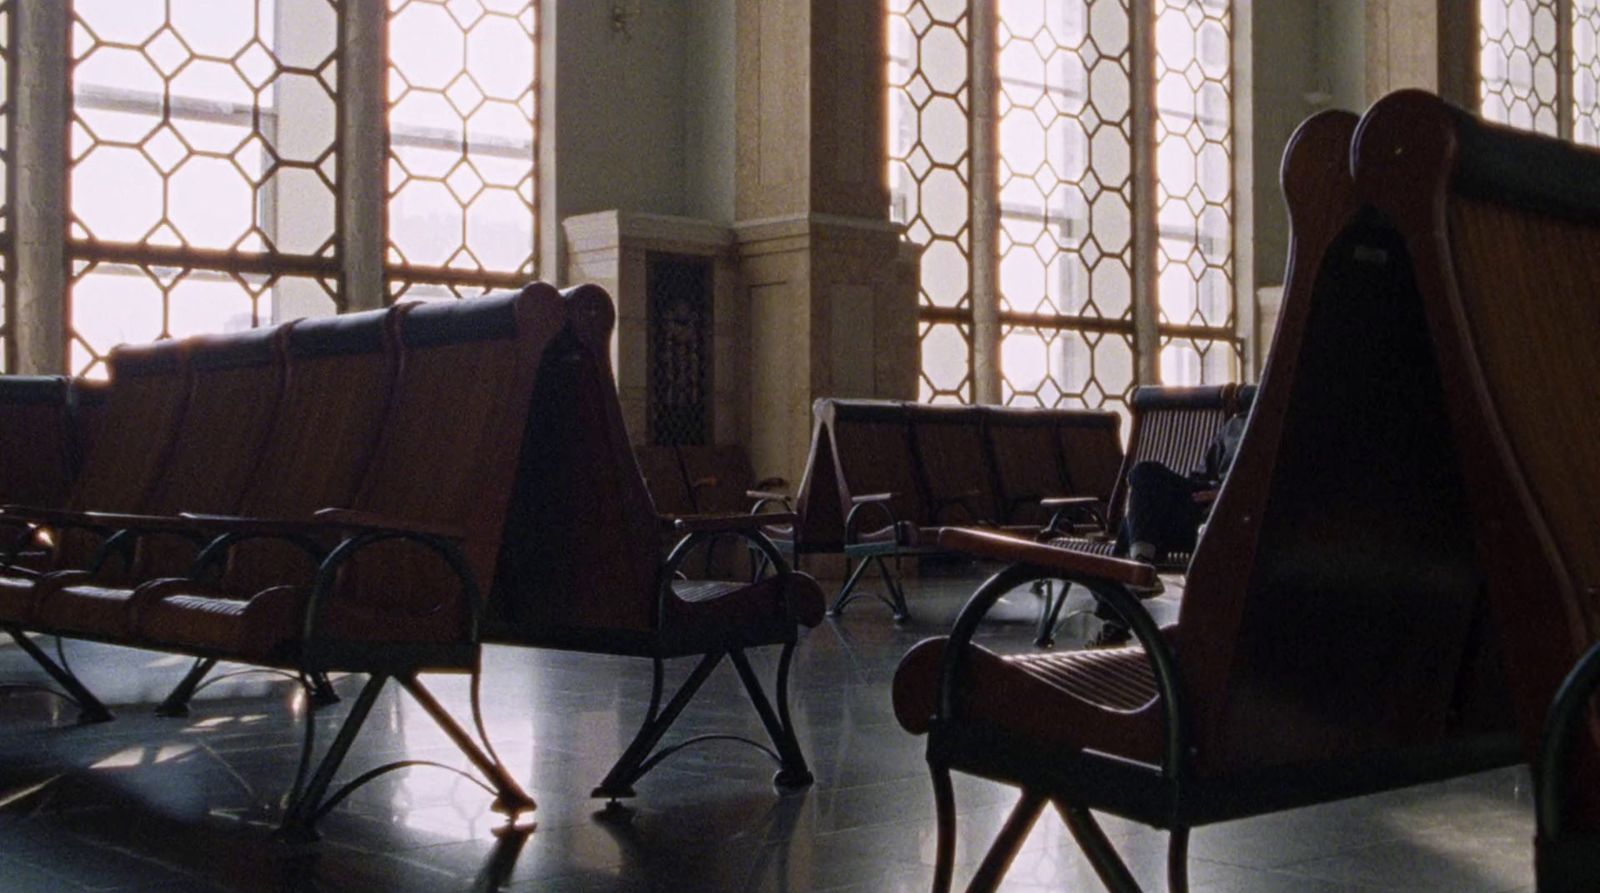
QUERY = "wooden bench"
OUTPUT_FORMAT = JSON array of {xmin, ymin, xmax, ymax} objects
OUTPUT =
[
  {"xmin": 890, "ymin": 107, "xmax": 1520, "ymax": 892},
  {"xmin": 1358, "ymin": 90, "xmax": 1600, "ymax": 892},
  {"xmin": 634, "ymin": 442, "xmax": 784, "ymax": 578},
  {"xmin": 0, "ymin": 283, "xmax": 823, "ymax": 837},
  {"xmin": 483, "ymin": 285, "xmax": 824, "ymax": 804},
  {"xmin": 758, "ymin": 399, "xmax": 1125, "ymax": 620},
  {"xmin": 0, "ymin": 286, "xmax": 569, "ymax": 838}
]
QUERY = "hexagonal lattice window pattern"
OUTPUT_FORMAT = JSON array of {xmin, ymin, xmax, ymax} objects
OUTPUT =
[
  {"xmin": 68, "ymin": 0, "xmax": 340, "ymax": 375},
  {"xmin": 1481, "ymin": 0, "xmax": 1561, "ymax": 136},
  {"xmin": 890, "ymin": 0, "xmax": 974, "ymax": 403},
  {"xmin": 1001, "ymin": 324, "xmax": 1134, "ymax": 410},
  {"xmin": 69, "ymin": 260, "xmax": 336, "ymax": 378},
  {"xmin": 387, "ymin": 0, "xmax": 537, "ymax": 279},
  {"xmin": 70, "ymin": 0, "xmax": 339, "ymax": 253},
  {"xmin": 1575, "ymin": 0, "xmax": 1600, "ymax": 144},
  {"xmin": 995, "ymin": 0, "xmax": 1137, "ymax": 412},
  {"xmin": 896, "ymin": 1, "xmax": 1236, "ymax": 410},
  {"xmin": 1159, "ymin": 335, "xmax": 1237, "ymax": 388},
  {"xmin": 1154, "ymin": 0, "xmax": 1236, "ymax": 386}
]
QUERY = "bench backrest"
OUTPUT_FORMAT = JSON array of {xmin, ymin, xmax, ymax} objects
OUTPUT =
[
  {"xmin": 328, "ymin": 287, "xmax": 564, "ymax": 639},
  {"xmin": 1054, "ymin": 409, "xmax": 1124, "ymax": 505},
  {"xmin": 985, "ymin": 407, "xmax": 1070, "ymax": 525},
  {"xmin": 220, "ymin": 307, "xmax": 402, "ymax": 591},
  {"xmin": 1358, "ymin": 90, "xmax": 1600, "ymax": 828},
  {"xmin": 824, "ymin": 400, "xmax": 928, "ymax": 533},
  {"xmin": 1174, "ymin": 109, "xmax": 1506, "ymax": 775},
  {"xmin": 121, "ymin": 327, "xmax": 290, "ymax": 579},
  {"xmin": 677, "ymin": 444, "xmax": 757, "ymax": 514},
  {"xmin": 56, "ymin": 341, "xmax": 191, "ymax": 568},
  {"xmin": 633, "ymin": 445, "xmax": 696, "ymax": 516},
  {"xmin": 906, "ymin": 404, "xmax": 996, "ymax": 525},
  {"xmin": 492, "ymin": 285, "xmax": 665, "ymax": 640},
  {"xmin": 1102, "ymin": 384, "xmax": 1242, "ymax": 532},
  {"xmin": 0, "ymin": 376, "xmax": 77, "ymax": 512}
]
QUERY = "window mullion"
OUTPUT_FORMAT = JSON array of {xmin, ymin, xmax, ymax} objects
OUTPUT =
[
  {"xmin": 1130, "ymin": 0, "xmax": 1160, "ymax": 384},
  {"xmin": 1560, "ymin": 0, "xmax": 1576, "ymax": 139},
  {"xmin": 12, "ymin": 0, "xmax": 68, "ymax": 374},
  {"xmin": 970, "ymin": 0, "xmax": 1001, "ymax": 405},
  {"xmin": 341, "ymin": 0, "xmax": 387, "ymax": 312}
]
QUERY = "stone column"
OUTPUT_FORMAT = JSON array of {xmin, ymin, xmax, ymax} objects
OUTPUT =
[
  {"xmin": 734, "ymin": 0, "xmax": 920, "ymax": 486},
  {"xmin": 1365, "ymin": 0, "xmax": 1477, "ymax": 108},
  {"xmin": 13, "ymin": 0, "xmax": 70, "ymax": 373},
  {"xmin": 338, "ymin": 0, "xmax": 388, "ymax": 312},
  {"xmin": 563, "ymin": 210, "xmax": 746, "ymax": 446}
]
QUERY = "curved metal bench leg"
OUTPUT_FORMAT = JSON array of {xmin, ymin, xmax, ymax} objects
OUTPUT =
[
  {"xmin": 729, "ymin": 644, "xmax": 813, "ymax": 789},
  {"xmin": 830, "ymin": 557, "xmax": 873, "ymax": 616},
  {"xmin": 881, "ymin": 556, "xmax": 911, "ymax": 622},
  {"xmin": 593, "ymin": 653, "xmax": 723, "ymax": 801},
  {"xmin": 308, "ymin": 671, "xmax": 341, "ymax": 706},
  {"xmin": 279, "ymin": 673, "xmax": 389, "ymax": 841},
  {"xmin": 968, "ymin": 791, "xmax": 1048, "ymax": 893},
  {"xmin": 931, "ymin": 762, "xmax": 957, "ymax": 893},
  {"xmin": 397, "ymin": 674, "xmax": 535, "ymax": 815},
  {"xmin": 1167, "ymin": 827, "xmax": 1191, "ymax": 893},
  {"xmin": 4, "ymin": 627, "xmax": 111, "ymax": 723},
  {"xmin": 1057, "ymin": 800, "xmax": 1143, "ymax": 893},
  {"xmin": 156, "ymin": 656, "xmax": 217, "ymax": 717}
]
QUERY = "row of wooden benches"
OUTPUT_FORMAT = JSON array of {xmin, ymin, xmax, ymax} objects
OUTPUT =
[
  {"xmin": 750, "ymin": 388, "xmax": 1251, "ymax": 621},
  {"xmin": 0, "ymin": 283, "xmax": 822, "ymax": 839}
]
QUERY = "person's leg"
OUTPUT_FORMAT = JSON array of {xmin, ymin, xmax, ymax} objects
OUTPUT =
[
  {"xmin": 1122, "ymin": 461, "xmax": 1206, "ymax": 560},
  {"xmin": 1092, "ymin": 462, "xmax": 1197, "ymax": 647}
]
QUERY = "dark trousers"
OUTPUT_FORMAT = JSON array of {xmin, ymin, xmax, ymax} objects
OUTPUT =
[{"xmin": 1114, "ymin": 460, "xmax": 1209, "ymax": 560}]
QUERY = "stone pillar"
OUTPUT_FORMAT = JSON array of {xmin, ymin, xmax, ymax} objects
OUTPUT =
[
  {"xmin": 14, "ymin": 0, "xmax": 70, "ymax": 373},
  {"xmin": 339, "ymin": 0, "xmax": 388, "ymax": 312},
  {"xmin": 734, "ymin": 0, "xmax": 920, "ymax": 486},
  {"xmin": 1366, "ymin": 0, "xmax": 1477, "ymax": 108},
  {"xmin": 563, "ymin": 210, "xmax": 746, "ymax": 446}
]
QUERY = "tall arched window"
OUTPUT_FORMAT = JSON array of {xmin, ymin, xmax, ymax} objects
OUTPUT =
[{"xmin": 889, "ymin": 0, "xmax": 1237, "ymax": 413}]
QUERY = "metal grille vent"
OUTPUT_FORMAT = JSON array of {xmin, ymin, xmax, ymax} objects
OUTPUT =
[{"xmin": 647, "ymin": 253, "xmax": 712, "ymax": 446}]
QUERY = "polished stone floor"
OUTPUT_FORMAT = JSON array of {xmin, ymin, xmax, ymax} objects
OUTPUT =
[{"xmin": 0, "ymin": 565, "xmax": 1535, "ymax": 892}]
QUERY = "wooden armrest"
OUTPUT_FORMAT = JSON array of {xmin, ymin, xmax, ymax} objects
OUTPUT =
[
  {"xmin": 746, "ymin": 489, "xmax": 793, "ymax": 502},
  {"xmin": 1040, "ymin": 496, "xmax": 1103, "ymax": 509},
  {"xmin": 667, "ymin": 511, "xmax": 798, "ymax": 534},
  {"xmin": 78, "ymin": 511, "xmax": 207, "ymax": 535},
  {"xmin": 1, "ymin": 505, "xmax": 97, "ymax": 527},
  {"xmin": 937, "ymin": 527, "xmax": 1156, "ymax": 587},
  {"xmin": 851, "ymin": 493, "xmax": 894, "ymax": 504},
  {"xmin": 312, "ymin": 508, "xmax": 467, "ymax": 542},
  {"xmin": 180, "ymin": 513, "xmax": 328, "ymax": 538}
]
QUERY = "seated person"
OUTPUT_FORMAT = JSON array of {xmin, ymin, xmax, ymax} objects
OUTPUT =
[{"xmin": 1092, "ymin": 410, "xmax": 1247, "ymax": 646}]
